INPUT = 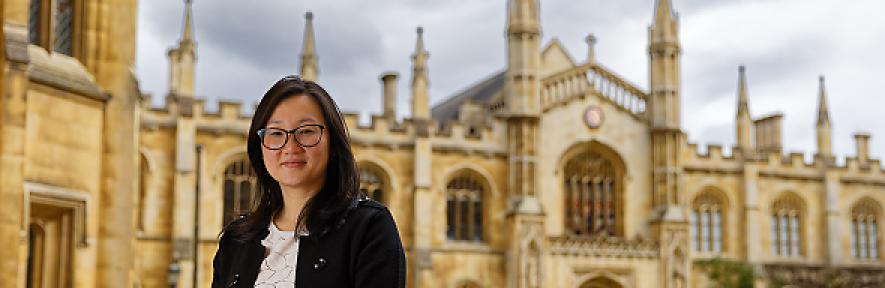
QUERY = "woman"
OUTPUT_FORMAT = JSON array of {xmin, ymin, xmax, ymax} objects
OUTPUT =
[{"xmin": 212, "ymin": 75, "xmax": 406, "ymax": 287}]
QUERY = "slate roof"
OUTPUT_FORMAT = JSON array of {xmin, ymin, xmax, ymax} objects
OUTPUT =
[{"xmin": 430, "ymin": 71, "xmax": 506, "ymax": 124}]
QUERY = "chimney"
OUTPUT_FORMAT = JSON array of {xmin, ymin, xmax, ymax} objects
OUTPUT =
[
  {"xmin": 854, "ymin": 133, "xmax": 871, "ymax": 166},
  {"xmin": 754, "ymin": 113, "xmax": 783, "ymax": 153},
  {"xmin": 380, "ymin": 72, "xmax": 399, "ymax": 120}
]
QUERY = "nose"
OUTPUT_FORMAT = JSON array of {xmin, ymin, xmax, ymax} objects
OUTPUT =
[{"xmin": 281, "ymin": 134, "xmax": 306, "ymax": 155}]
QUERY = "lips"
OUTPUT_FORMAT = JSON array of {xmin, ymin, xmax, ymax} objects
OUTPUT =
[{"xmin": 281, "ymin": 160, "xmax": 307, "ymax": 168}]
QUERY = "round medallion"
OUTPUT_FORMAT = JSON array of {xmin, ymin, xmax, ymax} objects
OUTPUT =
[{"xmin": 584, "ymin": 106, "xmax": 604, "ymax": 129}]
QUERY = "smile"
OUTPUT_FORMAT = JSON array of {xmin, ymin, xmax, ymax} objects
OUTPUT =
[{"xmin": 281, "ymin": 161, "xmax": 306, "ymax": 168}]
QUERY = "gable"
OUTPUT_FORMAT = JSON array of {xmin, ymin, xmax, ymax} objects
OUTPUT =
[{"xmin": 541, "ymin": 38, "xmax": 576, "ymax": 77}]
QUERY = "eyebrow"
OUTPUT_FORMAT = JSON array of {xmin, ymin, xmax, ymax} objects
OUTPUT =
[{"xmin": 267, "ymin": 118, "xmax": 320, "ymax": 125}]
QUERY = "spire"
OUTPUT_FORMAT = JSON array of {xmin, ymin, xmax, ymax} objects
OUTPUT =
[
  {"xmin": 816, "ymin": 75, "xmax": 832, "ymax": 159},
  {"xmin": 737, "ymin": 65, "xmax": 750, "ymax": 115},
  {"xmin": 650, "ymin": 0, "xmax": 679, "ymax": 44},
  {"xmin": 181, "ymin": 0, "xmax": 195, "ymax": 43},
  {"xmin": 654, "ymin": 0, "xmax": 675, "ymax": 23},
  {"xmin": 300, "ymin": 11, "xmax": 318, "ymax": 81},
  {"xmin": 735, "ymin": 65, "xmax": 753, "ymax": 151},
  {"xmin": 168, "ymin": 0, "xmax": 196, "ymax": 97},
  {"xmin": 817, "ymin": 75, "xmax": 830, "ymax": 125},
  {"xmin": 738, "ymin": 65, "xmax": 750, "ymax": 115},
  {"xmin": 413, "ymin": 27, "xmax": 428, "ymax": 71},
  {"xmin": 411, "ymin": 27, "xmax": 430, "ymax": 119}
]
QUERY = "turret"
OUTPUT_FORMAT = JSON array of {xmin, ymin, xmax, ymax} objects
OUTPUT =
[
  {"xmin": 648, "ymin": 0, "xmax": 681, "ymax": 128},
  {"xmin": 505, "ymin": 0, "xmax": 541, "ymax": 116}
]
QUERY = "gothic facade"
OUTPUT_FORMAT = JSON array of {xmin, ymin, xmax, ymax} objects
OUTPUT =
[{"xmin": 2, "ymin": 0, "xmax": 884, "ymax": 287}]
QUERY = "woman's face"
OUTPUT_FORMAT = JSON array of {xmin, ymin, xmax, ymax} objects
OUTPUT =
[{"xmin": 261, "ymin": 94, "xmax": 330, "ymax": 193}]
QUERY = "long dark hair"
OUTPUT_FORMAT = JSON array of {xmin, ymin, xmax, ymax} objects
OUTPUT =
[{"xmin": 226, "ymin": 75, "xmax": 360, "ymax": 241}]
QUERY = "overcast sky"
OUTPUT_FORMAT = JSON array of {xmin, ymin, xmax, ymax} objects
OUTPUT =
[{"xmin": 136, "ymin": 0, "xmax": 884, "ymax": 163}]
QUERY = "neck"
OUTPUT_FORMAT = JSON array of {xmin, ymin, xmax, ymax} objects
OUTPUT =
[{"xmin": 275, "ymin": 182, "xmax": 322, "ymax": 231}]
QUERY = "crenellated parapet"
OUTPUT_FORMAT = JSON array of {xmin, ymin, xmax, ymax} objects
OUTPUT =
[
  {"xmin": 683, "ymin": 140, "xmax": 884, "ymax": 184},
  {"xmin": 140, "ymin": 97, "xmax": 253, "ymax": 135},
  {"xmin": 432, "ymin": 119, "xmax": 507, "ymax": 157},
  {"xmin": 343, "ymin": 110, "xmax": 508, "ymax": 158}
]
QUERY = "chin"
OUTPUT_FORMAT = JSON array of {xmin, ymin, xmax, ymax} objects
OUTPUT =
[{"xmin": 278, "ymin": 177, "xmax": 305, "ymax": 188}]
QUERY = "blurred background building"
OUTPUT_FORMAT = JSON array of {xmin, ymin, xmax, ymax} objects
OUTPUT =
[{"xmin": 1, "ymin": 0, "xmax": 883, "ymax": 287}]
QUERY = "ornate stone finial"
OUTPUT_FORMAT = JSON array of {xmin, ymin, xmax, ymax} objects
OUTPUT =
[
  {"xmin": 585, "ymin": 34, "xmax": 597, "ymax": 63},
  {"xmin": 817, "ymin": 74, "xmax": 830, "ymax": 125},
  {"xmin": 412, "ymin": 26, "xmax": 428, "ymax": 68},
  {"xmin": 411, "ymin": 26, "xmax": 430, "ymax": 120},
  {"xmin": 737, "ymin": 65, "xmax": 749, "ymax": 114}
]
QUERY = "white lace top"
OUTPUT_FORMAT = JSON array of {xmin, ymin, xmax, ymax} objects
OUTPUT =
[{"xmin": 254, "ymin": 222, "xmax": 307, "ymax": 288}]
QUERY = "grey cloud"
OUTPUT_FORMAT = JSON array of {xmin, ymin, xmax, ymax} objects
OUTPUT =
[
  {"xmin": 136, "ymin": 1, "xmax": 885, "ymax": 161},
  {"xmin": 683, "ymin": 36, "xmax": 831, "ymax": 105}
]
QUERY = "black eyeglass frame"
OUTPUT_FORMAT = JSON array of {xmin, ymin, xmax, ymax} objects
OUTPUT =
[{"xmin": 257, "ymin": 124, "xmax": 326, "ymax": 150}]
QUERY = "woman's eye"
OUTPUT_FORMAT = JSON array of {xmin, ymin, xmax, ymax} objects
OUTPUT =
[{"xmin": 269, "ymin": 131, "xmax": 285, "ymax": 136}]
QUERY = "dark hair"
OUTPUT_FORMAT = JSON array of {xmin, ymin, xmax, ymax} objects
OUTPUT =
[{"xmin": 226, "ymin": 75, "xmax": 360, "ymax": 241}]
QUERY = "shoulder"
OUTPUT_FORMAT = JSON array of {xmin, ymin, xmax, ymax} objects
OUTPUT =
[
  {"xmin": 339, "ymin": 197, "xmax": 397, "ymax": 231},
  {"xmin": 219, "ymin": 215, "xmax": 265, "ymax": 244},
  {"xmin": 357, "ymin": 197, "xmax": 386, "ymax": 211},
  {"xmin": 349, "ymin": 198, "xmax": 389, "ymax": 220}
]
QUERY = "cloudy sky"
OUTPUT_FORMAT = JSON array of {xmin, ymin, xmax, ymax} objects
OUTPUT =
[{"xmin": 136, "ymin": 0, "xmax": 884, "ymax": 163}]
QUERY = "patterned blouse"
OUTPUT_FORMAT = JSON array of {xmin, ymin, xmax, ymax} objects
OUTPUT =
[{"xmin": 254, "ymin": 222, "xmax": 307, "ymax": 288}]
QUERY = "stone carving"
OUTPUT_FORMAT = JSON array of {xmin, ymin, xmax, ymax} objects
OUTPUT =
[{"xmin": 549, "ymin": 236, "xmax": 659, "ymax": 258}]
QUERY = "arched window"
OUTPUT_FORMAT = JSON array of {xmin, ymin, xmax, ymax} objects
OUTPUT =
[
  {"xmin": 29, "ymin": 0, "xmax": 79, "ymax": 56},
  {"xmin": 27, "ymin": 224, "xmax": 46, "ymax": 288},
  {"xmin": 771, "ymin": 194, "xmax": 803, "ymax": 257},
  {"xmin": 691, "ymin": 189, "xmax": 725, "ymax": 253},
  {"xmin": 137, "ymin": 154, "xmax": 149, "ymax": 232},
  {"xmin": 580, "ymin": 277, "xmax": 623, "ymax": 288},
  {"xmin": 222, "ymin": 159, "xmax": 256, "ymax": 227},
  {"xmin": 358, "ymin": 164, "xmax": 387, "ymax": 204},
  {"xmin": 851, "ymin": 199, "xmax": 881, "ymax": 261},
  {"xmin": 563, "ymin": 148, "xmax": 622, "ymax": 237},
  {"xmin": 456, "ymin": 280, "xmax": 481, "ymax": 288},
  {"xmin": 446, "ymin": 171, "xmax": 485, "ymax": 242}
]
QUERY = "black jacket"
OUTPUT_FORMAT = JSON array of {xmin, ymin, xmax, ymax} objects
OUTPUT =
[{"xmin": 211, "ymin": 198, "xmax": 406, "ymax": 287}]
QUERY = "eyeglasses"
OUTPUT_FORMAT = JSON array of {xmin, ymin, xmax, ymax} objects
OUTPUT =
[{"xmin": 257, "ymin": 124, "xmax": 325, "ymax": 150}]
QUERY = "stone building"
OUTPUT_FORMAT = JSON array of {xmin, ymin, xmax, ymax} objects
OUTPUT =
[{"xmin": 2, "ymin": 0, "xmax": 884, "ymax": 287}]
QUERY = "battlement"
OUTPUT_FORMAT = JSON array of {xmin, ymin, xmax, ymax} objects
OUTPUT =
[
  {"xmin": 685, "ymin": 142, "xmax": 736, "ymax": 163},
  {"xmin": 684, "ymin": 141, "xmax": 884, "ymax": 178},
  {"xmin": 340, "ymin": 109, "xmax": 507, "ymax": 156},
  {"xmin": 141, "ymin": 96, "xmax": 256, "ymax": 120},
  {"xmin": 752, "ymin": 150, "xmax": 816, "ymax": 170},
  {"xmin": 843, "ymin": 157, "xmax": 884, "ymax": 176},
  {"xmin": 198, "ymin": 100, "xmax": 253, "ymax": 120}
]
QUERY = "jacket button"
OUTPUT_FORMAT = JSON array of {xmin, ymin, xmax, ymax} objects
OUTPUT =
[
  {"xmin": 228, "ymin": 274, "xmax": 239, "ymax": 287},
  {"xmin": 313, "ymin": 258, "xmax": 327, "ymax": 270}
]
